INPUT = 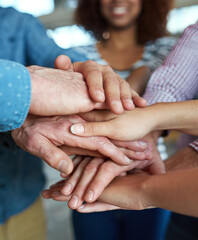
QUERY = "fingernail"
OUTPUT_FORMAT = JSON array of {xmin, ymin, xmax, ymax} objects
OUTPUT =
[
  {"xmin": 136, "ymin": 151, "xmax": 142, "ymax": 155},
  {"xmin": 63, "ymin": 183, "xmax": 72, "ymax": 195},
  {"xmin": 61, "ymin": 173, "xmax": 68, "ymax": 178},
  {"xmin": 86, "ymin": 190, "xmax": 94, "ymax": 201},
  {"xmin": 42, "ymin": 190, "xmax": 49, "ymax": 197},
  {"xmin": 139, "ymin": 141, "xmax": 148, "ymax": 148},
  {"xmin": 59, "ymin": 160, "xmax": 68, "ymax": 174},
  {"xmin": 69, "ymin": 195, "xmax": 78, "ymax": 208},
  {"xmin": 95, "ymin": 90, "xmax": 105, "ymax": 102},
  {"xmin": 52, "ymin": 191, "xmax": 60, "ymax": 196},
  {"xmin": 111, "ymin": 100, "xmax": 123, "ymax": 112},
  {"xmin": 78, "ymin": 204, "xmax": 85, "ymax": 210},
  {"xmin": 123, "ymin": 99, "xmax": 134, "ymax": 107},
  {"xmin": 125, "ymin": 156, "xmax": 133, "ymax": 164},
  {"xmin": 70, "ymin": 124, "xmax": 84, "ymax": 134}
]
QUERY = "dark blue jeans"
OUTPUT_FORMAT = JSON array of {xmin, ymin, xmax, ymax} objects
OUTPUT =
[
  {"xmin": 166, "ymin": 213, "xmax": 198, "ymax": 240},
  {"xmin": 72, "ymin": 208, "xmax": 171, "ymax": 240}
]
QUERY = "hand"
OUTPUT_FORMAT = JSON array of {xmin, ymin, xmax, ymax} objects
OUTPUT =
[
  {"xmin": 28, "ymin": 65, "xmax": 105, "ymax": 116},
  {"xmin": 70, "ymin": 107, "xmax": 156, "ymax": 141},
  {"xmin": 77, "ymin": 171, "xmax": 153, "ymax": 213},
  {"xmin": 55, "ymin": 55, "xmax": 147, "ymax": 114},
  {"xmin": 11, "ymin": 115, "xmax": 138, "ymax": 175},
  {"xmin": 42, "ymin": 134, "xmax": 164, "ymax": 208},
  {"xmin": 56, "ymin": 154, "xmax": 154, "ymax": 209},
  {"xmin": 42, "ymin": 170, "xmax": 153, "ymax": 212}
]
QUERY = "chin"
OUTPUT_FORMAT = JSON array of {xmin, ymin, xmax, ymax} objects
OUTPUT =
[{"xmin": 109, "ymin": 20, "xmax": 136, "ymax": 30}]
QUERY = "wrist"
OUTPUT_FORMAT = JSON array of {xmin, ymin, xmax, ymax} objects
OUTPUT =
[{"xmin": 140, "ymin": 174, "xmax": 157, "ymax": 208}]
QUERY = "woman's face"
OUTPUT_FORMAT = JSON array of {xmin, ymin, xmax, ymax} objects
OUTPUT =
[{"xmin": 100, "ymin": 0, "xmax": 142, "ymax": 29}]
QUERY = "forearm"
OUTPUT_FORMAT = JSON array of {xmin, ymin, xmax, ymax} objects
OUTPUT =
[
  {"xmin": 165, "ymin": 146, "xmax": 198, "ymax": 172},
  {"xmin": 144, "ymin": 168, "xmax": 198, "ymax": 217},
  {"xmin": 147, "ymin": 101, "xmax": 198, "ymax": 135},
  {"xmin": 126, "ymin": 66, "xmax": 151, "ymax": 96}
]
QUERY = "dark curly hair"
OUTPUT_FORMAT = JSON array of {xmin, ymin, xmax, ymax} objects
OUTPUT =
[{"xmin": 75, "ymin": 0, "xmax": 173, "ymax": 44}]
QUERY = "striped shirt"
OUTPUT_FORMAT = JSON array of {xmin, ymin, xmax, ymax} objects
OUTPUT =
[{"xmin": 144, "ymin": 22, "xmax": 198, "ymax": 152}]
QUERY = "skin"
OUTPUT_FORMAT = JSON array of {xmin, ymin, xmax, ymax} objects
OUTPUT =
[
  {"xmin": 42, "ymin": 133, "xmax": 164, "ymax": 209},
  {"xmin": 70, "ymin": 101, "xmax": 198, "ymax": 140},
  {"xmin": 12, "ymin": 55, "xmax": 148, "ymax": 175},
  {"xmin": 98, "ymin": 0, "xmax": 143, "ymax": 71},
  {"xmin": 43, "ymin": 101, "xmax": 198, "ymax": 215},
  {"xmin": 29, "ymin": 55, "xmax": 147, "ymax": 116},
  {"xmin": 43, "ymin": 146, "xmax": 198, "ymax": 218}
]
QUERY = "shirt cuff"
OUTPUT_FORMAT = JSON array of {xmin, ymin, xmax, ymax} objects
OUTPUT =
[
  {"xmin": 189, "ymin": 140, "xmax": 198, "ymax": 153},
  {"xmin": 143, "ymin": 90, "xmax": 177, "ymax": 106},
  {"xmin": 0, "ymin": 60, "xmax": 31, "ymax": 132}
]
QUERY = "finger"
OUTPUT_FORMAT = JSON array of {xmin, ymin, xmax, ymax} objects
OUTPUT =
[
  {"xmin": 120, "ymin": 148, "xmax": 148, "ymax": 160},
  {"xmin": 44, "ymin": 190, "xmax": 71, "ymax": 202},
  {"xmin": 50, "ymin": 180, "xmax": 66, "ymax": 189},
  {"xmin": 68, "ymin": 158, "xmax": 105, "ymax": 209},
  {"xmin": 77, "ymin": 202, "xmax": 120, "ymax": 213},
  {"xmin": 60, "ymin": 155, "xmax": 84, "ymax": 178},
  {"xmin": 80, "ymin": 110, "xmax": 115, "ymax": 122},
  {"xmin": 39, "ymin": 138, "xmax": 73, "ymax": 175},
  {"xmin": 118, "ymin": 76, "xmax": 134, "ymax": 110},
  {"xmin": 147, "ymin": 161, "xmax": 166, "ymax": 175},
  {"xmin": 73, "ymin": 60, "xmax": 105, "ymax": 103},
  {"xmin": 54, "ymin": 55, "xmax": 73, "ymax": 70},
  {"xmin": 103, "ymin": 67, "xmax": 124, "ymax": 114},
  {"xmin": 112, "ymin": 140, "xmax": 149, "ymax": 151},
  {"xmin": 131, "ymin": 89, "xmax": 147, "ymax": 107},
  {"xmin": 70, "ymin": 124, "xmax": 132, "ymax": 165},
  {"xmin": 84, "ymin": 161, "xmax": 134, "ymax": 203},
  {"xmin": 59, "ymin": 145, "xmax": 102, "ymax": 158},
  {"xmin": 61, "ymin": 157, "xmax": 92, "ymax": 196},
  {"xmin": 70, "ymin": 121, "xmax": 113, "ymax": 138}
]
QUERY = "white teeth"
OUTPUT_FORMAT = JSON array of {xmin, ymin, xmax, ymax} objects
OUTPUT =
[{"xmin": 112, "ymin": 7, "xmax": 127, "ymax": 15}]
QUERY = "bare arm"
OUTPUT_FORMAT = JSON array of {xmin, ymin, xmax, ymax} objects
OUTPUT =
[
  {"xmin": 126, "ymin": 66, "xmax": 151, "ymax": 96},
  {"xmin": 70, "ymin": 100, "xmax": 198, "ymax": 140}
]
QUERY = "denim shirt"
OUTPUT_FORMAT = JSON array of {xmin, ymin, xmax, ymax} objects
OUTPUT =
[{"xmin": 0, "ymin": 7, "xmax": 87, "ymax": 223}]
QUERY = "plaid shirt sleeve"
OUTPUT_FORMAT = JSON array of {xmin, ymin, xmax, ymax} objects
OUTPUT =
[
  {"xmin": 143, "ymin": 22, "xmax": 198, "ymax": 105},
  {"xmin": 189, "ymin": 140, "xmax": 198, "ymax": 152},
  {"xmin": 143, "ymin": 22, "xmax": 198, "ymax": 152}
]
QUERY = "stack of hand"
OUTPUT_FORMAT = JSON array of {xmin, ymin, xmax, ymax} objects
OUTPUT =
[{"xmin": 11, "ymin": 55, "xmax": 165, "ymax": 213}]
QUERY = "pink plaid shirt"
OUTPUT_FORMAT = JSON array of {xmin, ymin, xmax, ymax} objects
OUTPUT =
[{"xmin": 144, "ymin": 22, "xmax": 198, "ymax": 152}]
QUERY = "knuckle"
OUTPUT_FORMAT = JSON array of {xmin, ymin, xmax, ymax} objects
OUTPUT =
[
  {"xmin": 84, "ymin": 161, "xmax": 97, "ymax": 174},
  {"xmin": 42, "ymin": 149, "xmax": 60, "ymax": 167},
  {"xmin": 98, "ymin": 137, "xmax": 109, "ymax": 147},
  {"xmin": 100, "ymin": 162, "xmax": 116, "ymax": 175},
  {"xmin": 78, "ymin": 158, "xmax": 90, "ymax": 169},
  {"xmin": 85, "ymin": 60, "xmax": 96, "ymax": 66},
  {"xmin": 103, "ymin": 65, "xmax": 113, "ymax": 73},
  {"xmin": 25, "ymin": 131, "xmax": 38, "ymax": 150},
  {"xmin": 86, "ymin": 122, "xmax": 97, "ymax": 134}
]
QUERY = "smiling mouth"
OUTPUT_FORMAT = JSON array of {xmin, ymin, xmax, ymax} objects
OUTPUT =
[{"xmin": 112, "ymin": 7, "xmax": 127, "ymax": 15}]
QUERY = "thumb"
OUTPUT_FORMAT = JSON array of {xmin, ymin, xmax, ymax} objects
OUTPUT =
[
  {"xmin": 132, "ymin": 90, "xmax": 147, "ymax": 108},
  {"xmin": 54, "ymin": 55, "xmax": 73, "ymax": 70},
  {"xmin": 39, "ymin": 138, "xmax": 73, "ymax": 174},
  {"xmin": 70, "ymin": 121, "xmax": 113, "ymax": 138}
]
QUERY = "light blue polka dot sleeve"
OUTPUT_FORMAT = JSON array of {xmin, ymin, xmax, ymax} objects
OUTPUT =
[{"xmin": 0, "ymin": 59, "xmax": 31, "ymax": 131}]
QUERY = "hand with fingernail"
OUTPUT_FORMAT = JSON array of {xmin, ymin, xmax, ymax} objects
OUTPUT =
[
  {"xmin": 12, "ymin": 114, "xmax": 151, "ymax": 175},
  {"xmin": 42, "ymin": 137, "xmax": 164, "ymax": 210}
]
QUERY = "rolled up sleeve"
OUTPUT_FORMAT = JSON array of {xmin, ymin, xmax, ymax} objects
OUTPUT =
[{"xmin": 0, "ymin": 60, "xmax": 31, "ymax": 131}]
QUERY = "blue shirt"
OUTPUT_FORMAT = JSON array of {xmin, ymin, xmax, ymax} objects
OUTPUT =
[
  {"xmin": 0, "ymin": 60, "xmax": 31, "ymax": 131},
  {"xmin": 0, "ymin": 7, "xmax": 87, "ymax": 224}
]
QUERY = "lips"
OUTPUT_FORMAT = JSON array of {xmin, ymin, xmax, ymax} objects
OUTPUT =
[{"xmin": 112, "ymin": 7, "xmax": 127, "ymax": 15}]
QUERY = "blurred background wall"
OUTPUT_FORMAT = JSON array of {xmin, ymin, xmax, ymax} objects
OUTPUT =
[{"xmin": 1, "ymin": 0, "xmax": 198, "ymax": 49}]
